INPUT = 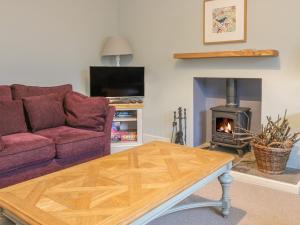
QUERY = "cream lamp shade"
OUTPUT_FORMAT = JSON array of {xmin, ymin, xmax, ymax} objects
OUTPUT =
[{"xmin": 102, "ymin": 37, "xmax": 133, "ymax": 66}]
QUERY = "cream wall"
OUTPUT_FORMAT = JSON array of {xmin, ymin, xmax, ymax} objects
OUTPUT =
[
  {"xmin": 119, "ymin": 0, "xmax": 300, "ymax": 167},
  {"xmin": 0, "ymin": 0, "xmax": 119, "ymax": 94}
]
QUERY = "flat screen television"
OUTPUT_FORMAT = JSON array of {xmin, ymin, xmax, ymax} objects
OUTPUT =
[{"xmin": 90, "ymin": 67, "xmax": 144, "ymax": 97}]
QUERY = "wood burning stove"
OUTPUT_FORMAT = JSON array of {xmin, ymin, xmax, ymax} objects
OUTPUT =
[{"xmin": 210, "ymin": 79, "xmax": 251, "ymax": 155}]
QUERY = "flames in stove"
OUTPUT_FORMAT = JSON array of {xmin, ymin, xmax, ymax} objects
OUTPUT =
[
  {"xmin": 216, "ymin": 118, "xmax": 234, "ymax": 134},
  {"xmin": 218, "ymin": 122, "xmax": 232, "ymax": 133}
]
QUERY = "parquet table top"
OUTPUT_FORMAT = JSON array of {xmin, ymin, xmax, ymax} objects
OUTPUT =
[{"xmin": 0, "ymin": 141, "xmax": 234, "ymax": 225}]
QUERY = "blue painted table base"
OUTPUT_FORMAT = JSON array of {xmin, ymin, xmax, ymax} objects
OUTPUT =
[{"xmin": 130, "ymin": 163, "xmax": 233, "ymax": 225}]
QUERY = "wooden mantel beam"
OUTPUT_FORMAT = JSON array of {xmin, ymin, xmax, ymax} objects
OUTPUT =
[{"xmin": 174, "ymin": 49, "xmax": 279, "ymax": 59}]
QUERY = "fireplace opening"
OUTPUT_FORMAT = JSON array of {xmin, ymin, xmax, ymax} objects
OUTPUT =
[{"xmin": 216, "ymin": 118, "xmax": 234, "ymax": 134}]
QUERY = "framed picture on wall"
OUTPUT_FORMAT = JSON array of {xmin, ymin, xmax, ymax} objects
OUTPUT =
[{"xmin": 204, "ymin": 0, "xmax": 247, "ymax": 44}]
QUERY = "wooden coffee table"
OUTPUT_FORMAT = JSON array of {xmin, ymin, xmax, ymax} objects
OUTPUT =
[{"xmin": 0, "ymin": 141, "xmax": 234, "ymax": 225}]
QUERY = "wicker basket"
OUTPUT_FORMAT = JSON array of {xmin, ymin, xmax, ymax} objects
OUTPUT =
[{"xmin": 252, "ymin": 143, "xmax": 292, "ymax": 175}]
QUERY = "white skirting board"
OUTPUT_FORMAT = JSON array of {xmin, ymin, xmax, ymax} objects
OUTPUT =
[
  {"xmin": 143, "ymin": 134, "xmax": 170, "ymax": 143},
  {"xmin": 231, "ymin": 171, "xmax": 300, "ymax": 195}
]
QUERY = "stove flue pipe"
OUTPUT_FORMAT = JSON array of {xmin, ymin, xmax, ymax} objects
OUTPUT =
[{"xmin": 226, "ymin": 78, "xmax": 238, "ymax": 107}]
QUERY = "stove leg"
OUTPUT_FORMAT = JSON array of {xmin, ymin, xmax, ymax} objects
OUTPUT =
[
  {"xmin": 210, "ymin": 143, "xmax": 216, "ymax": 150},
  {"xmin": 218, "ymin": 172, "xmax": 233, "ymax": 217},
  {"xmin": 246, "ymin": 144, "xmax": 251, "ymax": 152},
  {"xmin": 237, "ymin": 149, "xmax": 244, "ymax": 157}
]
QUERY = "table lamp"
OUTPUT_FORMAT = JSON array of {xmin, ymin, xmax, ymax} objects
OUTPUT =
[{"xmin": 101, "ymin": 37, "xmax": 133, "ymax": 67}]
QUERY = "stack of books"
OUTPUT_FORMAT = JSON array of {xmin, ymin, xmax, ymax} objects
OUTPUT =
[
  {"xmin": 111, "ymin": 131, "xmax": 137, "ymax": 142},
  {"xmin": 111, "ymin": 122, "xmax": 137, "ymax": 142}
]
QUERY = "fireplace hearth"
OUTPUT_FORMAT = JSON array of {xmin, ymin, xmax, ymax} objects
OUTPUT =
[{"xmin": 210, "ymin": 78, "xmax": 251, "ymax": 155}]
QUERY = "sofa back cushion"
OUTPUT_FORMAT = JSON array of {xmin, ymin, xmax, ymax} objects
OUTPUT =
[
  {"xmin": 11, "ymin": 84, "xmax": 72, "ymax": 101},
  {"xmin": 0, "ymin": 137, "xmax": 4, "ymax": 151},
  {"xmin": 0, "ymin": 100, "xmax": 27, "ymax": 135},
  {"xmin": 64, "ymin": 92, "xmax": 108, "ymax": 132},
  {"xmin": 23, "ymin": 94, "xmax": 66, "ymax": 132},
  {"xmin": 0, "ymin": 85, "xmax": 12, "ymax": 101}
]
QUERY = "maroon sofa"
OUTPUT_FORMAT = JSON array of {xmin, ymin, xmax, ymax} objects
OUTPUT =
[{"xmin": 0, "ymin": 84, "xmax": 115, "ymax": 188}]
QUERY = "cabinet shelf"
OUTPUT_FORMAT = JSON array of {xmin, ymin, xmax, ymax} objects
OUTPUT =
[
  {"xmin": 111, "ymin": 141, "xmax": 140, "ymax": 147},
  {"xmin": 113, "ymin": 117, "xmax": 137, "ymax": 122},
  {"xmin": 110, "ymin": 104, "xmax": 143, "ymax": 154},
  {"xmin": 110, "ymin": 103, "xmax": 144, "ymax": 109},
  {"xmin": 173, "ymin": 49, "xmax": 279, "ymax": 59}
]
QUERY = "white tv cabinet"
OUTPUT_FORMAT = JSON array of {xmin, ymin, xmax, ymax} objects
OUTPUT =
[{"xmin": 110, "ymin": 104, "xmax": 143, "ymax": 154}]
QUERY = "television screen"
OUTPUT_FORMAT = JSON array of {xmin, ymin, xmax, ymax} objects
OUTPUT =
[{"xmin": 90, "ymin": 67, "xmax": 144, "ymax": 97}]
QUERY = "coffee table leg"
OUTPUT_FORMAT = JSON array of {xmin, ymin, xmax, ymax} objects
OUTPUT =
[
  {"xmin": 218, "ymin": 172, "xmax": 233, "ymax": 217},
  {"xmin": 0, "ymin": 209, "xmax": 14, "ymax": 225}
]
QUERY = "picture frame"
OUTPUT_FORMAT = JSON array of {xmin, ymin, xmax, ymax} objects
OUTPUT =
[{"xmin": 203, "ymin": 0, "xmax": 247, "ymax": 44}]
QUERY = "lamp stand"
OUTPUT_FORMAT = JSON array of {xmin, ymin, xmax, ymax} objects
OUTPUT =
[{"xmin": 116, "ymin": 55, "xmax": 121, "ymax": 67}]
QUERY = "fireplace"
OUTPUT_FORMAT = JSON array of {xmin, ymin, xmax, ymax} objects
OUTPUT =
[{"xmin": 210, "ymin": 79, "xmax": 251, "ymax": 155}]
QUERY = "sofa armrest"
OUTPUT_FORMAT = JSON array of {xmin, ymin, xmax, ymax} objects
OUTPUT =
[{"xmin": 103, "ymin": 106, "xmax": 116, "ymax": 156}]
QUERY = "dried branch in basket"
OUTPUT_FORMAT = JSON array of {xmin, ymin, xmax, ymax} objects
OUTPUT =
[{"xmin": 234, "ymin": 110, "xmax": 300, "ymax": 149}]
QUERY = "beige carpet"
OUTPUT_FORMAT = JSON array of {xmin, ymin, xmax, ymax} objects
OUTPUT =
[{"xmin": 148, "ymin": 179, "xmax": 300, "ymax": 225}]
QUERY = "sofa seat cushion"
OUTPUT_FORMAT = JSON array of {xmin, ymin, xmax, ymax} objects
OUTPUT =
[
  {"xmin": 0, "ymin": 85, "xmax": 12, "ymax": 101},
  {"xmin": 0, "ymin": 133, "xmax": 55, "ymax": 172},
  {"xmin": 35, "ymin": 126, "xmax": 105, "ymax": 159}
]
